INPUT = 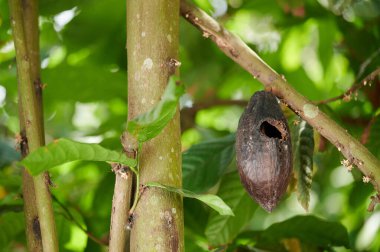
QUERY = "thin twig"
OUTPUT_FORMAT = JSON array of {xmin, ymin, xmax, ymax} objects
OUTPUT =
[
  {"xmin": 180, "ymin": 0, "xmax": 380, "ymax": 193},
  {"xmin": 52, "ymin": 195, "xmax": 108, "ymax": 246},
  {"xmin": 127, "ymin": 142, "xmax": 141, "ymax": 216},
  {"xmin": 108, "ymin": 133, "xmax": 137, "ymax": 252},
  {"xmin": 316, "ymin": 67, "xmax": 380, "ymax": 105},
  {"xmin": 361, "ymin": 116, "xmax": 378, "ymax": 145},
  {"xmin": 357, "ymin": 47, "xmax": 380, "ymax": 81}
]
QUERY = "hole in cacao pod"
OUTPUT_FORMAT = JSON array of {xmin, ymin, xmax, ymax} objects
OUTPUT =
[{"xmin": 260, "ymin": 121, "xmax": 282, "ymax": 139}]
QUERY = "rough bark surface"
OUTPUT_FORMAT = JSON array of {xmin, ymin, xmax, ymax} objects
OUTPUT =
[
  {"xmin": 109, "ymin": 165, "xmax": 133, "ymax": 252},
  {"xmin": 127, "ymin": 1, "xmax": 184, "ymax": 251}
]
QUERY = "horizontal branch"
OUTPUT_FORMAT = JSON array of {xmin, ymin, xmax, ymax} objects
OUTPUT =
[{"xmin": 180, "ymin": 0, "xmax": 380, "ymax": 193}]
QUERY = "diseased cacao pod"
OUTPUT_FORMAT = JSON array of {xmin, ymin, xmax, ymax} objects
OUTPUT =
[{"xmin": 236, "ymin": 91, "xmax": 292, "ymax": 212}]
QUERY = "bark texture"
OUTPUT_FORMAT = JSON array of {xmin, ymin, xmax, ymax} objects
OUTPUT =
[
  {"xmin": 127, "ymin": 1, "xmax": 184, "ymax": 251},
  {"xmin": 19, "ymin": 1, "xmax": 44, "ymax": 251},
  {"xmin": 9, "ymin": 0, "xmax": 58, "ymax": 251}
]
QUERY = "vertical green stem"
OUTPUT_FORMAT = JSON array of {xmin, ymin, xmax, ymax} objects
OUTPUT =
[
  {"xmin": 17, "ymin": 1, "xmax": 44, "ymax": 251},
  {"xmin": 21, "ymin": 171, "xmax": 42, "ymax": 251},
  {"xmin": 21, "ymin": 0, "xmax": 44, "ymax": 134},
  {"xmin": 127, "ymin": 0, "xmax": 184, "ymax": 251},
  {"xmin": 8, "ymin": 0, "xmax": 58, "ymax": 251}
]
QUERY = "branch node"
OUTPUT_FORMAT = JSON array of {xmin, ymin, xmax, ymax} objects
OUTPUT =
[
  {"xmin": 111, "ymin": 163, "xmax": 130, "ymax": 180},
  {"xmin": 368, "ymin": 194, "xmax": 380, "ymax": 212}
]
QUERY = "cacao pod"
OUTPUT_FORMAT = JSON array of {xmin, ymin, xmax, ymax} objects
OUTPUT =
[{"xmin": 236, "ymin": 91, "xmax": 292, "ymax": 212}]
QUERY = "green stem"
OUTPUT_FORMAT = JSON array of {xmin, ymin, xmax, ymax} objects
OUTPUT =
[
  {"xmin": 21, "ymin": 0, "xmax": 44, "ymax": 137},
  {"xmin": 17, "ymin": 1, "xmax": 43, "ymax": 251},
  {"xmin": 8, "ymin": 0, "xmax": 58, "ymax": 251},
  {"xmin": 128, "ymin": 172, "xmax": 140, "ymax": 216},
  {"xmin": 109, "ymin": 133, "xmax": 137, "ymax": 252},
  {"xmin": 127, "ymin": 0, "xmax": 184, "ymax": 250},
  {"xmin": 128, "ymin": 142, "xmax": 142, "ymax": 215},
  {"xmin": 21, "ymin": 171, "xmax": 42, "ymax": 252},
  {"xmin": 108, "ymin": 167, "xmax": 133, "ymax": 252},
  {"xmin": 180, "ymin": 0, "xmax": 380, "ymax": 193}
]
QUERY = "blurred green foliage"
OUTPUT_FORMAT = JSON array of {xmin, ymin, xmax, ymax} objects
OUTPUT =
[{"xmin": 1, "ymin": 0, "xmax": 380, "ymax": 251}]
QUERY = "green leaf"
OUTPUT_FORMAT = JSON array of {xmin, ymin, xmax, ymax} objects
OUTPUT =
[
  {"xmin": 253, "ymin": 215, "xmax": 350, "ymax": 249},
  {"xmin": 205, "ymin": 172, "xmax": 258, "ymax": 246},
  {"xmin": 126, "ymin": 76, "xmax": 184, "ymax": 142},
  {"xmin": 20, "ymin": 138, "xmax": 137, "ymax": 176},
  {"xmin": 145, "ymin": 182, "xmax": 234, "ymax": 216},
  {"xmin": 193, "ymin": 0, "xmax": 213, "ymax": 14},
  {"xmin": 55, "ymin": 214, "xmax": 75, "ymax": 252},
  {"xmin": 182, "ymin": 134, "xmax": 235, "ymax": 193},
  {"xmin": 293, "ymin": 120, "xmax": 314, "ymax": 211},
  {"xmin": 184, "ymin": 198, "xmax": 209, "ymax": 235},
  {"xmin": 185, "ymin": 228, "xmax": 209, "ymax": 252},
  {"xmin": 0, "ymin": 212, "xmax": 25, "ymax": 249}
]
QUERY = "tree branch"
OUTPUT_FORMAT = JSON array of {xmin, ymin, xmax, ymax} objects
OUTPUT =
[
  {"xmin": 8, "ymin": 0, "xmax": 58, "ymax": 250},
  {"xmin": 127, "ymin": 0, "xmax": 184, "ymax": 250},
  {"xmin": 108, "ymin": 134, "xmax": 136, "ymax": 252},
  {"xmin": 18, "ymin": 1, "xmax": 45, "ymax": 251},
  {"xmin": 316, "ymin": 67, "xmax": 380, "ymax": 105},
  {"xmin": 180, "ymin": 0, "xmax": 380, "ymax": 193}
]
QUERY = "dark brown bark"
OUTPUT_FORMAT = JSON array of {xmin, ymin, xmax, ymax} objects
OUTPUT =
[{"xmin": 236, "ymin": 91, "xmax": 292, "ymax": 212}]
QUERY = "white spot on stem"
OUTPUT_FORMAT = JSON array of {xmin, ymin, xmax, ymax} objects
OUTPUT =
[
  {"xmin": 142, "ymin": 58, "xmax": 153, "ymax": 70},
  {"xmin": 134, "ymin": 72, "xmax": 140, "ymax": 81},
  {"xmin": 303, "ymin": 104, "xmax": 319, "ymax": 119},
  {"xmin": 167, "ymin": 34, "xmax": 172, "ymax": 43}
]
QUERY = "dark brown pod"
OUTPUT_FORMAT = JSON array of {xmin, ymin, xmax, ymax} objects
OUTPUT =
[{"xmin": 236, "ymin": 91, "xmax": 292, "ymax": 212}]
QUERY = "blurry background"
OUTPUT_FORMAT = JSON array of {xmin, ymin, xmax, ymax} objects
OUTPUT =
[{"xmin": 0, "ymin": 0, "xmax": 380, "ymax": 251}]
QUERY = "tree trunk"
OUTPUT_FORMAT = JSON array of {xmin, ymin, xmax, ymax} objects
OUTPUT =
[
  {"xmin": 9, "ymin": 0, "xmax": 58, "ymax": 251},
  {"xmin": 20, "ymin": 1, "xmax": 44, "ymax": 251},
  {"xmin": 126, "ymin": 1, "xmax": 184, "ymax": 251}
]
